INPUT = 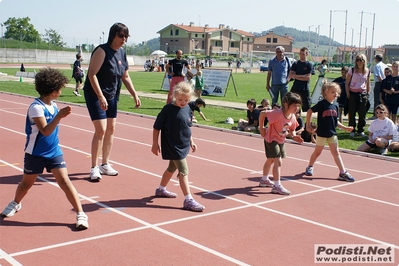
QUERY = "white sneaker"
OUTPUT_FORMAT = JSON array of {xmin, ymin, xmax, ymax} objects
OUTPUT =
[
  {"xmin": 259, "ymin": 178, "xmax": 274, "ymax": 187},
  {"xmin": 73, "ymin": 90, "xmax": 81, "ymax": 96},
  {"xmin": 90, "ymin": 166, "xmax": 102, "ymax": 181},
  {"xmin": 2, "ymin": 201, "xmax": 22, "ymax": 217},
  {"xmin": 76, "ymin": 213, "xmax": 89, "ymax": 229},
  {"xmin": 99, "ymin": 163, "xmax": 118, "ymax": 176}
]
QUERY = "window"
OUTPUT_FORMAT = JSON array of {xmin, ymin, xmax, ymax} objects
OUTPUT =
[
  {"xmin": 195, "ymin": 34, "xmax": 198, "ymax": 37},
  {"xmin": 230, "ymin": 42, "xmax": 235, "ymax": 47},
  {"xmin": 273, "ymin": 38, "xmax": 277, "ymax": 43},
  {"xmin": 229, "ymin": 32, "xmax": 232, "ymax": 39},
  {"xmin": 266, "ymin": 38, "xmax": 271, "ymax": 43},
  {"xmin": 220, "ymin": 31, "xmax": 222, "ymax": 39},
  {"xmin": 175, "ymin": 29, "xmax": 179, "ymax": 35},
  {"xmin": 170, "ymin": 29, "xmax": 173, "ymax": 35}
]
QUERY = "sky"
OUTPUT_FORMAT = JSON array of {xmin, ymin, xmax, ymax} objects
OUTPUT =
[{"xmin": 0, "ymin": 0, "xmax": 398, "ymax": 49}]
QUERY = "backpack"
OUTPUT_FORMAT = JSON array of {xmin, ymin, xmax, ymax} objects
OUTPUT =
[{"xmin": 73, "ymin": 68, "xmax": 84, "ymax": 79}]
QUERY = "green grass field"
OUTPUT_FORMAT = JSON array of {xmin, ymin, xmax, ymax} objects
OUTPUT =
[{"xmin": 1, "ymin": 67, "xmax": 397, "ymax": 158}]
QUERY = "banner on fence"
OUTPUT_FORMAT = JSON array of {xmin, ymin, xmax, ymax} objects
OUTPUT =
[{"xmin": 161, "ymin": 68, "xmax": 234, "ymax": 97}]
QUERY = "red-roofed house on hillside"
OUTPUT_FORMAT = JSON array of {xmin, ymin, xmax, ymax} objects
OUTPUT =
[
  {"xmin": 157, "ymin": 22, "xmax": 255, "ymax": 57},
  {"xmin": 253, "ymin": 31, "xmax": 294, "ymax": 53}
]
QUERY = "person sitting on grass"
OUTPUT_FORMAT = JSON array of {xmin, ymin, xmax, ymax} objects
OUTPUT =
[
  {"xmin": 301, "ymin": 121, "xmax": 317, "ymax": 143},
  {"xmin": 188, "ymin": 98, "xmax": 209, "ymax": 123},
  {"xmin": 232, "ymin": 99, "xmax": 260, "ymax": 132},
  {"xmin": 287, "ymin": 110, "xmax": 304, "ymax": 139},
  {"xmin": 356, "ymin": 104, "xmax": 396, "ymax": 155}
]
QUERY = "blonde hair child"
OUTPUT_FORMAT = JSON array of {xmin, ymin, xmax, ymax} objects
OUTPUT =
[
  {"xmin": 151, "ymin": 82, "xmax": 205, "ymax": 212},
  {"xmin": 304, "ymin": 82, "xmax": 355, "ymax": 182}
]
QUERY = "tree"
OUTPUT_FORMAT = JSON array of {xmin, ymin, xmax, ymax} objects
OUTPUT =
[
  {"xmin": 3, "ymin": 17, "xmax": 41, "ymax": 43},
  {"xmin": 43, "ymin": 28, "xmax": 66, "ymax": 47}
]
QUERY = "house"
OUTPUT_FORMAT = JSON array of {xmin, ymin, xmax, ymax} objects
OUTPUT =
[
  {"xmin": 335, "ymin": 46, "xmax": 384, "ymax": 64},
  {"xmin": 382, "ymin": 45, "xmax": 399, "ymax": 63},
  {"xmin": 253, "ymin": 31, "xmax": 293, "ymax": 53},
  {"xmin": 157, "ymin": 22, "xmax": 255, "ymax": 57}
]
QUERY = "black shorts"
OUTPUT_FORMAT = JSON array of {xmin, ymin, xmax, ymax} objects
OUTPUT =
[
  {"xmin": 24, "ymin": 154, "xmax": 66, "ymax": 174},
  {"xmin": 84, "ymin": 90, "xmax": 118, "ymax": 120},
  {"xmin": 365, "ymin": 140, "xmax": 377, "ymax": 149}
]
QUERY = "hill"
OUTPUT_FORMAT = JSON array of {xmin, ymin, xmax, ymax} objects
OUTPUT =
[{"xmin": 251, "ymin": 26, "xmax": 341, "ymax": 47}]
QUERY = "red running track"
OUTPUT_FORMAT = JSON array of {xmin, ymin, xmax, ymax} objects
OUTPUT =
[{"xmin": 0, "ymin": 92, "xmax": 398, "ymax": 266}]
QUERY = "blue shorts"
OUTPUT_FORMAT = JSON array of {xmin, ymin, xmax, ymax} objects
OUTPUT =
[
  {"xmin": 24, "ymin": 154, "xmax": 66, "ymax": 174},
  {"xmin": 84, "ymin": 90, "xmax": 118, "ymax": 120}
]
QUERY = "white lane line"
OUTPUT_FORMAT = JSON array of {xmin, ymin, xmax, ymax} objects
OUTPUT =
[
  {"xmin": 0, "ymin": 158, "xmax": 250, "ymax": 265},
  {"xmin": 0, "ymin": 248, "xmax": 23, "ymax": 266}
]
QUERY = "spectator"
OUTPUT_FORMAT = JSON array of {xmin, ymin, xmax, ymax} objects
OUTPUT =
[
  {"xmin": 232, "ymin": 99, "xmax": 260, "ymax": 132},
  {"xmin": 188, "ymin": 98, "xmax": 209, "ymax": 123},
  {"xmin": 266, "ymin": 46, "xmax": 291, "ymax": 105},
  {"xmin": 289, "ymin": 47, "xmax": 313, "ymax": 112},
  {"xmin": 372, "ymin": 54, "xmax": 387, "ymax": 116},
  {"xmin": 287, "ymin": 110, "xmax": 304, "ymax": 139},
  {"xmin": 357, "ymin": 104, "xmax": 396, "ymax": 155},
  {"xmin": 380, "ymin": 67, "xmax": 392, "ymax": 105},
  {"xmin": 72, "ymin": 54, "xmax": 83, "ymax": 96},
  {"xmin": 301, "ymin": 122, "xmax": 317, "ymax": 143},
  {"xmin": 345, "ymin": 54, "xmax": 370, "ymax": 138},
  {"xmin": 381, "ymin": 61, "xmax": 399, "ymax": 125},
  {"xmin": 333, "ymin": 66, "xmax": 349, "ymax": 123},
  {"xmin": 165, "ymin": 50, "xmax": 191, "ymax": 104},
  {"xmin": 317, "ymin": 59, "xmax": 328, "ymax": 77}
]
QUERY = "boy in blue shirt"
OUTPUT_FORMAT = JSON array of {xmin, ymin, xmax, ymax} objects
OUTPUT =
[{"xmin": 1, "ymin": 68, "xmax": 89, "ymax": 229}]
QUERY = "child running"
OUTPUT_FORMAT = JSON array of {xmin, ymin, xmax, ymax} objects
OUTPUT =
[
  {"xmin": 1, "ymin": 68, "xmax": 89, "ymax": 229},
  {"xmin": 304, "ymin": 82, "xmax": 355, "ymax": 182},
  {"xmin": 258, "ymin": 92, "xmax": 304, "ymax": 195},
  {"xmin": 151, "ymin": 81, "xmax": 205, "ymax": 212}
]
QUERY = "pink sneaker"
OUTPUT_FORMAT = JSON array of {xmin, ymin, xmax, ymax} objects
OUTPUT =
[
  {"xmin": 183, "ymin": 199, "xmax": 205, "ymax": 212},
  {"xmin": 155, "ymin": 188, "xmax": 177, "ymax": 198}
]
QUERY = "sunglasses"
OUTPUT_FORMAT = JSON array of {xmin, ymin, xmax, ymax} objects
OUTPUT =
[
  {"xmin": 116, "ymin": 33, "xmax": 129, "ymax": 39},
  {"xmin": 376, "ymin": 111, "xmax": 385, "ymax": 114},
  {"xmin": 356, "ymin": 58, "xmax": 364, "ymax": 62}
]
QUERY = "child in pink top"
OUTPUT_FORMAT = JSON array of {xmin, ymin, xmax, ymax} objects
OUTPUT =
[{"xmin": 258, "ymin": 92, "xmax": 304, "ymax": 195}]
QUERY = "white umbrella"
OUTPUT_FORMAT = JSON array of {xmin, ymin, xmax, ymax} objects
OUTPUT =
[{"xmin": 150, "ymin": 50, "xmax": 167, "ymax": 57}]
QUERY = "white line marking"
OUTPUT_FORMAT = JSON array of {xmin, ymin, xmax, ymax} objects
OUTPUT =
[{"xmin": 0, "ymin": 248, "xmax": 23, "ymax": 266}]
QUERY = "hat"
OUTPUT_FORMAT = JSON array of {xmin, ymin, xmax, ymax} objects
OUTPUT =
[{"xmin": 225, "ymin": 117, "xmax": 234, "ymax": 124}]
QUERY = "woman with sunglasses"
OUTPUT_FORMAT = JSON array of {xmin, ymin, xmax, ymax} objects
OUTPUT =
[
  {"xmin": 345, "ymin": 54, "xmax": 370, "ymax": 138},
  {"xmin": 356, "ymin": 104, "xmax": 396, "ymax": 155},
  {"xmin": 83, "ymin": 23, "xmax": 141, "ymax": 181}
]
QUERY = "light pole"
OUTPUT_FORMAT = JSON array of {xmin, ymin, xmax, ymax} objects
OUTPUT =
[
  {"xmin": 191, "ymin": 38, "xmax": 194, "ymax": 54},
  {"xmin": 351, "ymin": 27, "xmax": 354, "ymax": 64},
  {"xmin": 102, "ymin": 31, "xmax": 105, "ymax": 43},
  {"xmin": 328, "ymin": 10, "xmax": 347, "ymax": 63},
  {"xmin": 19, "ymin": 25, "xmax": 22, "ymax": 49},
  {"xmin": 1, "ymin": 23, "xmax": 3, "ymax": 48},
  {"xmin": 308, "ymin": 24, "xmax": 314, "ymax": 50},
  {"xmin": 316, "ymin": 24, "xmax": 322, "ymax": 58}
]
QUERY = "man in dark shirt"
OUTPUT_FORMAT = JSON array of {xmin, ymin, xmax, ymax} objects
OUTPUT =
[
  {"xmin": 289, "ymin": 47, "xmax": 313, "ymax": 112},
  {"xmin": 165, "ymin": 50, "xmax": 191, "ymax": 104}
]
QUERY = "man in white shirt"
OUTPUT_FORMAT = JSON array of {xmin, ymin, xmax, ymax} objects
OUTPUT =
[{"xmin": 373, "ymin": 54, "xmax": 387, "ymax": 115}]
